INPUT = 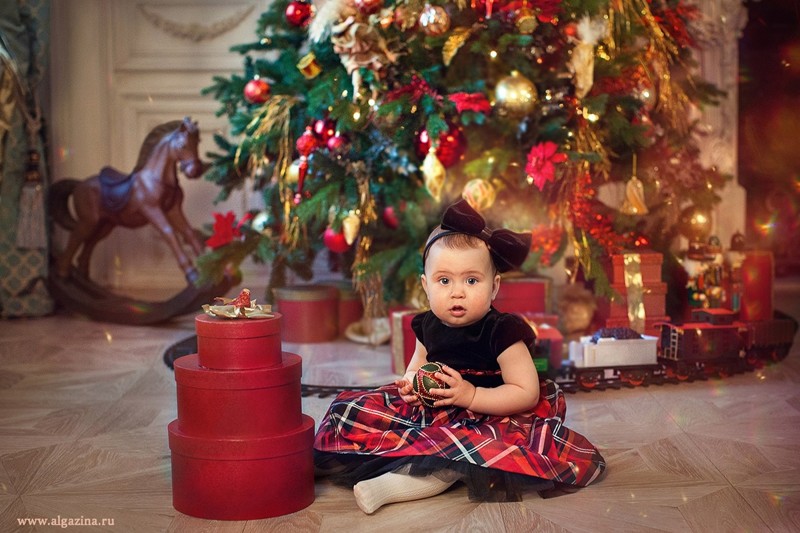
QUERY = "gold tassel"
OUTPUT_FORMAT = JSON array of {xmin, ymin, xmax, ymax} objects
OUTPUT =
[{"xmin": 15, "ymin": 150, "xmax": 46, "ymax": 249}]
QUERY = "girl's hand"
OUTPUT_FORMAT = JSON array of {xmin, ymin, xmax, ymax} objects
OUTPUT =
[
  {"xmin": 429, "ymin": 365, "xmax": 476, "ymax": 409},
  {"xmin": 395, "ymin": 375, "xmax": 421, "ymax": 406}
]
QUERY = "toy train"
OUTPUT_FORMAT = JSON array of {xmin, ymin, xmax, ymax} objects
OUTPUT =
[{"xmin": 556, "ymin": 308, "xmax": 797, "ymax": 392}]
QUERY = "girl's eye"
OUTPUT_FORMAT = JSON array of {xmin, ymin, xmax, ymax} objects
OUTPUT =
[
  {"xmin": 438, "ymin": 277, "xmax": 450, "ymax": 285},
  {"xmin": 467, "ymin": 277, "xmax": 479, "ymax": 285}
]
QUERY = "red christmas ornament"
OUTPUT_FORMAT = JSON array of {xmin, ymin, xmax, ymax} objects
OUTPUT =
[
  {"xmin": 323, "ymin": 227, "xmax": 350, "ymax": 253},
  {"xmin": 415, "ymin": 126, "xmax": 466, "ymax": 168},
  {"xmin": 285, "ymin": 0, "xmax": 313, "ymax": 27},
  {"xmin": 355, "ymin": 0, "xmax": 383, "ymax": 15},
  {"xmin": 313, "ymin": 118, "xmax": 336, "ymax": 143},
  {"xmin": 563, "ymin": 22, "xmax": 578, "ymax": 38},
  {"xmin": 327, "ymin": 131, "xmax": 348, "ymax": 152},
  {"xmin": 294, "ymin": 127, "xmax": 318, "ymax": 204},
  {"xmin": 243, "ymin": 78, "xmax": 270, "ymax": 105},
  {"xmin": 382, "ymin": 206, "xmax": 399, "ymax": 229}
]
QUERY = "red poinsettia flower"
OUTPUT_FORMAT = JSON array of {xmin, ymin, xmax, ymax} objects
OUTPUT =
[
  {"xmin": 448, "ymin": 92, "xmax": 492, "ymax": 114},
  {"xmin": 206, "ymin": 211, "xmax": 242, "ymax": 249},
  {"xmin": 525, "ymin": 141, "xmax": 568, "ymax": 190}
]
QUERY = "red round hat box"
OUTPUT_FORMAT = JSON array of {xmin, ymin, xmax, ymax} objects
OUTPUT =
[
  {"xmin": 273, "ymin": 285, "xmax": 338, "ymax": 343},
  {"xmin": 169, "ymin": 416, "xmax": 315, "ymax": 520},
  {"xmin": 174, "ymin": 353, "xmax": 302, "ymax": 438},
  {"xmin": 195, "ymin": 313, "xmax": 282, "ymax": 369}
]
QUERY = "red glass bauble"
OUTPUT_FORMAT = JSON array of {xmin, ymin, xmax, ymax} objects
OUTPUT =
[
  {"xmin": 313, "ymin": 119, "xmax": 336, "ymax": 142},
  {"xmin": 285, "ymin": 0, "xmax": 313, "ymax": 27},
  {"xmin": 355, "ymin": 0, "xmax": 383, "ymax": 15},
  {"xmin": 243, "ymin": 78, "xmax": 270, "ymax": 104},
  {"xmin": 327, "ymin": 131, "xmax": 348, "ymax": 152},
  {"xmin": 415, "ymin": 126, "xmax": 466, "ymax": 168},
  {"xmin": 382, "ymin": 206, "xmax": 399, "ymax": 229},
  {"xmin": 296, "ymin": 126, "xmax": 318, "ymax": 156},
  {"xmin": 323, "ymin": 227, "xmax": 350, "ymax": 253}
]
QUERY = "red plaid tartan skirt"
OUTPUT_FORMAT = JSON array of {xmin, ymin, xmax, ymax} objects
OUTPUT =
[{"xmin": 314, "ymin": 379, "xmax": 605, "ymax": 488}]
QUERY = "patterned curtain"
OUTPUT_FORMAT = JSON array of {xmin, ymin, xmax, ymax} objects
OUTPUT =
[{"xmin": 0, "ymin": 0, "xmax": 52, "ymax": 317}]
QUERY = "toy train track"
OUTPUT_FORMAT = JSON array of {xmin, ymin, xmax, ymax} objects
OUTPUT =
[{"xmin": 168, "ymin": 308, "xmax": 797, "ymax": 398}]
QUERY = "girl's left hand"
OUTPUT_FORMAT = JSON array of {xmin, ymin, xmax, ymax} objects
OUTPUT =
[{"xmin": 429, "ymin": 365, "xmax": 476, "ymax": 409}]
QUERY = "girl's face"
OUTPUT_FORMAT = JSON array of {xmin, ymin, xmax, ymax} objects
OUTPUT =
[{"xmin": 421, "ymin": 241, "xmax": 500, "ymax": 327}]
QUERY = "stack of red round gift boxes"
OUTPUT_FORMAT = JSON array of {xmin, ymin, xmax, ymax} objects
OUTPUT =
[{"xmin": 168, "ymin": 313, "xmax": 315, "ymax": 520}]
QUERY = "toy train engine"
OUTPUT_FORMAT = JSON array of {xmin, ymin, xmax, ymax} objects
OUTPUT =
[{"xmin": 659, "ymin": 309, "xmax": 750, "ymax": 379}]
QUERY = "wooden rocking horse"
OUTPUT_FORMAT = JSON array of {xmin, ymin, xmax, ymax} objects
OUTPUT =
[{"xmin": 48, "ymin": 117, "xmax": 236, "ymax": 324}]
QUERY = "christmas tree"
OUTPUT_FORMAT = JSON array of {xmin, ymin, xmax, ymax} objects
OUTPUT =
[{"xmin": 198, "ymin": 0, "xmax": 726, "ymax": 315}]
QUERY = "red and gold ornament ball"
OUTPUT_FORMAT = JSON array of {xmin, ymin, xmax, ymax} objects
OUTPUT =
[
  {"xmin": 412, "ymin": 362, "xmax": 449, "ymax": 408},
  {"xmin": 415, "ymin": 126, "xmax": 466, "ymax": 168},
  {"xmin": 285, "ymin": 0, "xmax": 313, "ymax": 27},
  {"xmin": 243, "ymin": 78, "xmax": 270, "ymax": 105}
]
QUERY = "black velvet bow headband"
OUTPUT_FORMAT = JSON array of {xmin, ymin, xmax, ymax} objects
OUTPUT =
[{"xmin": 422, "ymin": 199, "xmax": 532, "ymax": 273}]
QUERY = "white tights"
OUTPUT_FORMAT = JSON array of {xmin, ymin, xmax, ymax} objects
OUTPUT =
[{"xmin": 353, "ymin": 470, "xmax": 460, "ymax": 514}]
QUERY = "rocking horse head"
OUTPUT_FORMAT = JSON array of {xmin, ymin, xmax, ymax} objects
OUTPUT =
[{"xmin": 134, "ymin": 116, "xmax": 205, "ymax": 179}]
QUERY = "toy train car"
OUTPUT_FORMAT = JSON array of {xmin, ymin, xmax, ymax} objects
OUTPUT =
[{"xmin": 561, "ymin": 308, "xmax": 797, "ymax": 391}]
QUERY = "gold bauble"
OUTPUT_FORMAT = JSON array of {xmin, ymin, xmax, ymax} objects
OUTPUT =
[
  {"xmin": 678, "ymin": 205, "xmax": 713, "ymax": 242},
  {"xmin": 515, "ymin": 7, "xmax": 539, "ymax": 34},
  {"xmin": 422, "ymin": 148, "xmax": 446, "ymax": 202},
  {"xmin": 419, "ymin": 4, "xmax": 450, "ymax": 36},
  {"xmin": 494, "ymin": 71, "xmax": 538, "ymax": 116},
  {"xmin": 462, "ymin": 179, "xmax": 497, "ymax": 212},
  {"xmin": 285, "ymin": 158, "xmax": 301, "ymax": 184}
]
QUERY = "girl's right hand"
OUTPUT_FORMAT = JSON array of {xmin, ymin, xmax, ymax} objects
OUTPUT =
[{"xmin": 395, "ymin": 376, "xmax": 421, "ymax": 406}]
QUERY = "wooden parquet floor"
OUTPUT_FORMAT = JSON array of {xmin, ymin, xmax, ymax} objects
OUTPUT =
[{"xmin": 1, "ymin": 281, "xmax": 799, "ymax": 532}]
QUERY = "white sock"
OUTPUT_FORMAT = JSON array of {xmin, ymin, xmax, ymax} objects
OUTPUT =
[{"xmin": 353, "ymin": 471, "xmax": 459, "ymax": 514}]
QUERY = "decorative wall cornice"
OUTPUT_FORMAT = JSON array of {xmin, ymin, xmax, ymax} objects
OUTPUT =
[{"xmin": 138, "ymin": 4, "xmax": 254, "ymax": 42}]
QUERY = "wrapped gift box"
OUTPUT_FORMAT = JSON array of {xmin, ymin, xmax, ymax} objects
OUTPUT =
[
  {"xmin": 603, "ymin": 315, "xmax": 669, "ymax": 338},
  {"xmin": 493, "ymin": 277, "xmax": 550, "ymax": 314},
  {"xmin": 596, "ymin": 282, "xmax": 667, "ymax": 320},
  {"xmin": 606, "ymin": 251, "xmax": 663, "ymax": 285},
  {"xmin": 533, "ymin": 324, "xmax": 564, "ymax": 371},
  {"xmin": 390, "ymin": 308, "xmax": 424, "ymax": 374},
  {"xmin": 320, "ymin": 279, "xmax": 363, "ymax": 337}
]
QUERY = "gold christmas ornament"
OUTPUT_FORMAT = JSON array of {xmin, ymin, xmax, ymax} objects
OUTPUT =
[
  {"xmin": 462, "ymin": 178, "xmax": 497, "ymax": 212},
  {"xmin": 422, "ymin": 148, "xmax": 446, "ymax": 202},
  {"xmin": 285, "ymin": 158, "xmax": 301, "ymax": 184},
  {"xmin": 494, "ymin": 71, "xmax": 538, "ymax": 116},
  {"xmin": 515, "ymin": 6, "xmax": 539, "ymax": 34},
  {"xmin": 296, "ymin": 52, "xmax": 322, "ymax": 79},
  {"xmin": 678, "ymin": 205, "xmax": 713, "ymax": 242},
  {"xmin": 419, "ymin": 4, "xmax": 450, "ymax": 36},
  {"xmin": 342, "ymin": 210, "xmax": 361, "ymax": 245}
]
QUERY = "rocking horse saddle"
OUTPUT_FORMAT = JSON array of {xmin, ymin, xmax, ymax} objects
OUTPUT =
[{"xmin": 99, "ymin": 166, "xmax": 135, "ymax": 212}]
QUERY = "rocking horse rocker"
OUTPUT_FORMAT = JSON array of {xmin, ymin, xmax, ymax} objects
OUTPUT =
[{"xmin": 48, "ymin": 117, "xmax": 236, "ymax": 324}]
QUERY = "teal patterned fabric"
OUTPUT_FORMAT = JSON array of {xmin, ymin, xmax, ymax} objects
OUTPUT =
[{"xmin": 0, "ymin": 0, "xmax": 53, "ymax": 317}]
